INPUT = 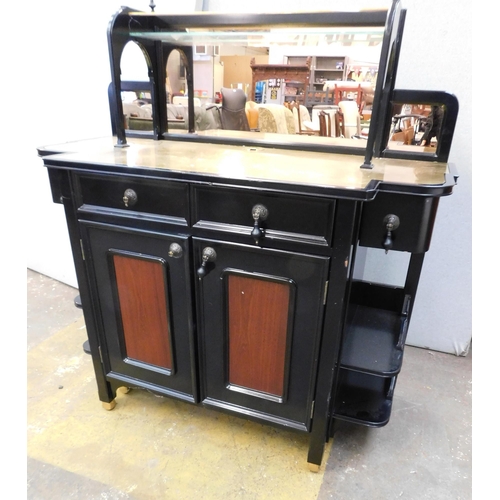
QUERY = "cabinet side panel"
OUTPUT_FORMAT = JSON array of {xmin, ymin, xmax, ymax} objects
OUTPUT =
[
  {"xmin": 227, "ymin": 274, "xmax": 291, "ymax": 398},
  {"xmin": 113, "ymin": 254, "xmax": 173, "ymax": 370}
]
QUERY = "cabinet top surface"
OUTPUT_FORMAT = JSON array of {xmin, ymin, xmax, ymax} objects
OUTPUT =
[{"xmin": 39, "ymin": 137, "xmax": 453, "ymax": 198}]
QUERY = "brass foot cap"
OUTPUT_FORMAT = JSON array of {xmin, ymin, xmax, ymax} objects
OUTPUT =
[
  {"xmin": 118, "ymin": 386, "xmax": 131, "ymax": 394},
  {"xmin": 102, "ymin": 400, "xmax": 116, "ymax": 411},
  {"xmin": 308, "ymin": 463, "xmax": 320, "ymax": 473}
]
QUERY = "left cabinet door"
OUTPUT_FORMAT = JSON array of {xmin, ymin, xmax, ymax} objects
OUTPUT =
[{"xmin": 80, "ymin": 221, "xmax": 198, "ymax": 403}]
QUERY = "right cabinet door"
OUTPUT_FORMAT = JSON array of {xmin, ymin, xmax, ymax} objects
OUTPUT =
[{"xmin": 194, "ymin": 238, "xmax": 330, "ymax": 431}]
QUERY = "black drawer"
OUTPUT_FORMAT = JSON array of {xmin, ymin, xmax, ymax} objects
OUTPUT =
[
  {"xmin": 192, "ymin": 185, "xmax": 335, "ymax": 246},
  {"xmin": 76, "ymin": 173, "xmax": 189, "ymax": 224},
  {"xmin": 359, "ymin": 192, "xmax": 440, "ymax": 253}
]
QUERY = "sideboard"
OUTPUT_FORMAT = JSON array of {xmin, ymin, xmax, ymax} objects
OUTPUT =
[{"xmin": 39, "ymin": 1, "xmax": 459, "ymax": 470}]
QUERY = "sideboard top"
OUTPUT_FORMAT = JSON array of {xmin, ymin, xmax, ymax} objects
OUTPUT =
[{"xmin": 39, "ymin": 137, "xmax": 455, "ymax": 200}]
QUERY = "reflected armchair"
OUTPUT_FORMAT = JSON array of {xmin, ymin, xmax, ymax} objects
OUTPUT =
[{"xmin": 220, "ymin": 87, "xmax": 250, "ymax": 131}]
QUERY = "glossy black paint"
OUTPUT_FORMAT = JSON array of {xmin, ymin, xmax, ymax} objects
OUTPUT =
[
  {"xmin": 39, "ymin": 1, "xmax": 461, "ymax": 468},
  {"xmin": 193, "ymin": 237, "xmax": 330, "ymax": 431},
  {"xmin": 105, "ymin": 1, "xmax": 461, "ymax": 165},
  {"xmin": 42, "ymin": 151, "xmax": 449, "ymax": 467},
  {"xmin": 80, "ymin": 221, "xmax": 199, "ymax": 403},
  {"xmin": 358, "ymin": 192, "xmax": 440, "ymax": 253}
]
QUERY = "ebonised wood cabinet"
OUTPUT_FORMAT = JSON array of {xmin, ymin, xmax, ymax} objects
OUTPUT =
[
  {"xmin": 40, "ymin": 137, "xmax": 457, "ymax": 469},
  {"xmin": 39, "ymin": 1, "xmax": 460, "ymax": 470}
]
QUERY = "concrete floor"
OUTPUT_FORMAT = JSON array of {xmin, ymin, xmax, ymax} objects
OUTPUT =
[{"xmin": 27, "ymin": 268, "xmax": 472, "ymax": 499}]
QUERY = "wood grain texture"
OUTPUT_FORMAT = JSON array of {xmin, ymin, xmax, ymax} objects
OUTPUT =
[
  {"xmin": 113, "ymin": 254, "xmax": 172, "ymax": 369},
  {"xmin": 227, "ymin": 274, "xmax": 291, "ymax": 397}
]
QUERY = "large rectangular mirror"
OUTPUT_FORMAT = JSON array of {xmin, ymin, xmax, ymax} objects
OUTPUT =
[{"xmin": 119, "ymin": 25, "xmax": 384, "ymax": 147}]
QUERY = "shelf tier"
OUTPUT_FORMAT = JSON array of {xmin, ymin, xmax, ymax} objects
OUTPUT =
[
  {"xmin": 340, "ymin": 281, "xmax": 410, "ymax": 376},
  {"xmin": 333, "ymin": 369, "xmax": 396, "ymax": 427},
  {"xmin": 333, "ymin": 281, "xmax": 411, "ymax": 427}
]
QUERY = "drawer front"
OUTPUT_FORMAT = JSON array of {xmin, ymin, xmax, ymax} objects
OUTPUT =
[
  {"xmin": 192, "ymin": 185, "xmax": 335, "ymax": 246},
  {"xmin": 359, "ymin": 192, "xmax": 440, "ymax": 253},
  {"xmin": 76, "ymin": 173, "xmax": 189, "ymax": 224}
]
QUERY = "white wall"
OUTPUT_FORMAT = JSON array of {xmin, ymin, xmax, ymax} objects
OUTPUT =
[
  {"xmin": 387, "ymin": 0, "xmax": 472, "ymax": 355},
  {"xmin": 17, "ymin": 0, "xmax": 471, "ymax": 355},
  {"xmin": 14, "ymin": 1, "xmax": 197, "ymax": 288}
]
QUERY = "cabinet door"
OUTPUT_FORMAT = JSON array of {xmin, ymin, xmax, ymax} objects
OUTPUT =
[
  {"xmin": 194, "ymin": 238, "xmax": 330, "ymax": 431},
  {"xmin": 81, "ymin": 221, "xmax": 197, "ymax": 403}
]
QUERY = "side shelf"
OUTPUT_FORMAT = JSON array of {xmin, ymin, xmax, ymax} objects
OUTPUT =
[
  {"xmin": 341, "ymin": 281, "xmax": 410, "ymax": 376},
  {"xmin": 334, "ymin": 370, "xmax": 396, "ymax": 427},
  {"xmin": 333, "ymin": 280, "xmax": 411, "ymax": 427}
]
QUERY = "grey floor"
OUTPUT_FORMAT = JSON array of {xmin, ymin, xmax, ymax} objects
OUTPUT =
[{"xmin": 27, "ymin": 268, "xmax": 472, "ymax": 499}]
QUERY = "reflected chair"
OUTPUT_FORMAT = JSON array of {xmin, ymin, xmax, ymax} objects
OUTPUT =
[
  {"xmin": 333, "ymin": 84, "xmax": 364, "ymax": 114},
  {"xmin": 318, "ymin": 111, "xmax": 331, "ymax": 137},
  {"xmin": 303, "ymin": 89, "xmax": 332, "ymax": 108},
  {"xmin": 389, "ymin": 113, "xmax": 426, "ymax": 145},
  {"xmin": 220, "ymin": 87, "xmax": 250, "ymax": 131},
  {"xmin": 256, "ymin": 104, "xmax": 294, "ymax": 134},
  {"xmin": 245, "ymin": 100, "xmax": 260, "ymax": 130},
  {"xmin": 336, "ymin": 100, "xmax": 362, "ymax": 138},
  {"xmin": 291, "ymin": 102, "xmax": 319, "ymax": 135}
]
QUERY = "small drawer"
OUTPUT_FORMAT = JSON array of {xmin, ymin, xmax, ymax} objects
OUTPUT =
[
  {"xmin": 76, "ymin": 173, "xmax": 189, "ymax": 224},
  {"xmin": 359, "ymin": 192, "xmax": 440, "ymax": 253},
  {"xmin": 192, "ymin": 185, "xmax": 335, "ymax": 246}
]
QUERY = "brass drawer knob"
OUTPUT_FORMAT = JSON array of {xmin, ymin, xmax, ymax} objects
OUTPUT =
[
  {"xmin": 383, "ymin": 214, "xmax": 400, "ymax": 253},
  {"xmin": 123, "ymin": 188, "xmax": 138, "ymax": 208},
  {"xmin": 251, "ymin": 204, "xmax": 269, "ymax": 245}
]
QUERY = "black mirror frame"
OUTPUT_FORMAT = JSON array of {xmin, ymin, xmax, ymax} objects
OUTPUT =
[
  {"xmin": 378, "ymin": 89, "xmax": 459, "ymax": 163},
  {"xmin": 107, "ymin": 1, "xmax": 458, "ymax": 165}
]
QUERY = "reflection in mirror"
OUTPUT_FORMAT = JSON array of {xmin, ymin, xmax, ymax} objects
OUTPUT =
[
  {"xmin": 387, "ymin": 103, "xmax": 444, "ymax": 154},
  {"xmin": 164, "ymin": 26, "xmax": 383, "ymax": 145},
  {"xmin": 166, "ymin": 48, "xmax": 224, "ymax": 134},
  {"xmin": 166, "ymin": 49, "xmax": 189, "ymax": 132},
  {"xmin": 120, "ymin": 41, "xmax": 153, "ymax": 133}
]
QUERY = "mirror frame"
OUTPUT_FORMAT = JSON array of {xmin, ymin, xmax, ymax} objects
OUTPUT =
[
  {"xmin": 378, "ymin": 89, "xmax": 459, "ymax": 163},
  {"xmin": 107, "ymin": 1, "xmax": 458, "ymax": 165}
]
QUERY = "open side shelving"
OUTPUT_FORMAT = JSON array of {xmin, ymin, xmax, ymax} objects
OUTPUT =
[{"xmin": 333, "ymin": 279, "xmax": 411, "ymax": 427}]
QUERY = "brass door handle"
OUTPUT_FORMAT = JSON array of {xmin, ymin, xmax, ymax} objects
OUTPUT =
[
  {"xmin": 168, "ymin": 243, "xmax": 183, "ymax": 258},
  {"xmin": 196, "ymin": 247, "xmax": 217, "ymax": 280}
]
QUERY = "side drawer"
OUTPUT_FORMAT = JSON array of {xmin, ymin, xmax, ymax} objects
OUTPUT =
[
  {"xmin": 192, "ymin": 185, "xmax": 335, "ymax": 247},
  {"xmin": 359, "ymin": 192, "xmax": 440, "ymax": 253},
  {"xmin": 76, "ymin": 173, "xmax": 189, "ymax": 225}
]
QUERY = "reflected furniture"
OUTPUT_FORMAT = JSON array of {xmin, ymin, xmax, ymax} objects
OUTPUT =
[
  {"xmin": 220, "ymin": 87, "xmax": 250, "ymax": 131},
  {"xmin": 337, "ymin": 100, "xmax": 362, "ymax": 138},
  {"xmin": 254, "ymin": 103, "xmax": 295, "ymax": 134},
  {"xmin": 318, "ymin": 111, "xmax": 332, "ymax": 137},
  {"xmin": 249, "ymin": 57, "xmax": 311, "ymax": 103},
  {"xmin": 290, "ymin": 102, "xmax": 320, "ymax": 135},
  {"xmin": 333, "ymin": 84, "xmax": 364, "ymax": 110},
  {"xmin": 40, "ymin": 1, "xmax": 459, "ymax": 471}
]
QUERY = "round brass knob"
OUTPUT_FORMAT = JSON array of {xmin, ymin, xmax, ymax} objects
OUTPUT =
[
  {"xmin": 168, "ymin": 243, "xmax": 183, "ymax": 258},
  {"xmin": 123, "ymin": 188, "xmax": 138, "ymax": 208}
]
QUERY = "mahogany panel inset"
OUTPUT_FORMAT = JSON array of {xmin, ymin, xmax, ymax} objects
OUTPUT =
[
  {"xmin": 112, "ymin": 253, "xmax": 173, "ymax": 370},
  {"xmin": 227, "ymin": 273, "xmax": 292, "ymax": 398}
]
